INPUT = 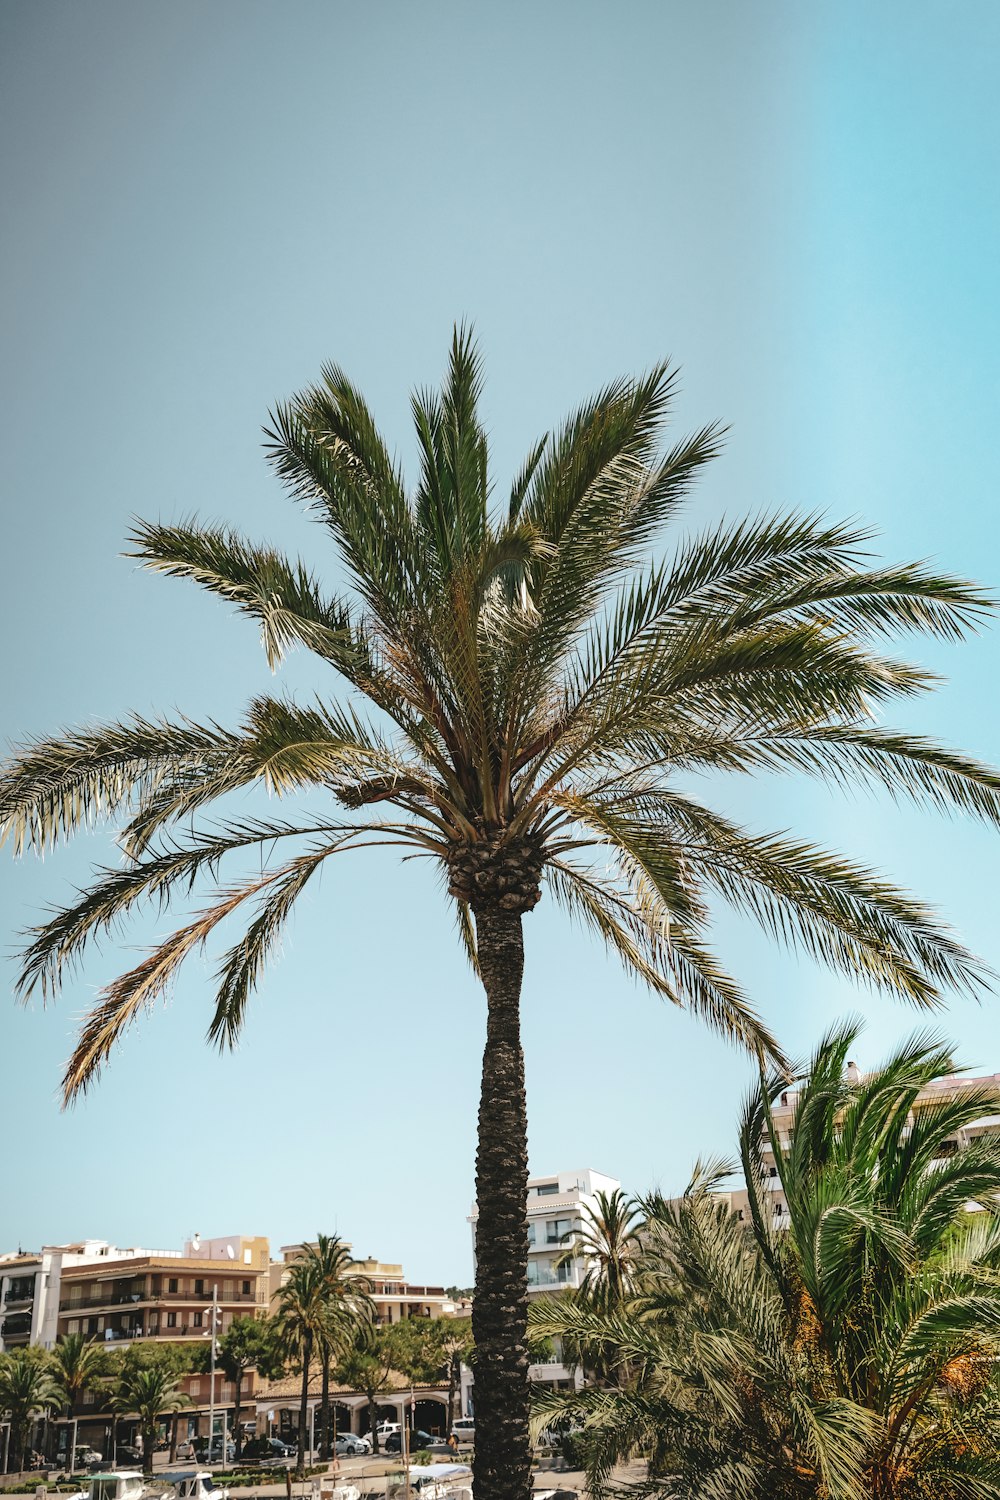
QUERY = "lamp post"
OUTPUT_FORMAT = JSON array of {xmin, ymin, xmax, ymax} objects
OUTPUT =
[{"xmin": 207, "ymin": 1285, "xmax": 219, "ymax": 1464}]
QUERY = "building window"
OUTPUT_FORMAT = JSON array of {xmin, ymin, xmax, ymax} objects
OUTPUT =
[
  {"xmin": 194, "ymin": 1279, "xmax": 205, "ymax": 1296},
  {"xmin": 526, "ymin": 1224, "xmax": 536, "ymax": 1246},
  {"xmin": 168, "ymin": 1278, "xmax": 178, "ymax": 1294},
  {"xmin": 535, "ymin": 1183, "xmax": 558, "ymax": 1196},
  {"xmin": 242, "ymin": 1281, "xmax": 251, "ymax": 1295},
  {"xmin": 167, "ymin": 1312, "xmax": 177, "ymax": 1328},
  {"xmin": 546, "ymin": 1218, "xmax": 573, "ymax": 1245},
  {"xmin": 193, "ymin": 1311, "xmax": 203, "ymax": 1327}
]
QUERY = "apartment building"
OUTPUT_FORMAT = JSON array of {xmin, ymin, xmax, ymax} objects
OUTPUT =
[
  {"xmin": 57, "ymin": 1235, "xmax": 269, "ymax": 1348},
  {"xmin": 271, "ymin": 1246, "xmax": 455, "ymax": 1323},
  {"xmin": 718, "ymin": 1060, "xmax": 1000, "ymax": 1224},
  {"xmin": 468, "ymin": 1167, "xmax": 623, "ymax": 1393},
  {"xmin": 0, "ymin": 1251, "xmax": 46, "ymax": 1351},
  {"xmin": 1, "ymin": 1240, "xmax": 163, "ymax": 1353}
]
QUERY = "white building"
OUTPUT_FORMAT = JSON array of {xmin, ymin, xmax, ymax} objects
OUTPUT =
[
  {"xmin": 0, "ymin": 1240, "xmax": 164, "ymax": 1353},
  {"xmin": 469, "ymin": 1167, "xmax": 622, "ymax": 1393}
]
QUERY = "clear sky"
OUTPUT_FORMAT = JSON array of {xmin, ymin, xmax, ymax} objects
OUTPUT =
[{"xmin": 1, "ymin": 1, "xmax": 999, "ymax": 1287}]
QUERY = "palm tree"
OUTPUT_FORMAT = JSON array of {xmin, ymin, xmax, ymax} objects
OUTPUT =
[
  {"xmin": 0, "ymin": 1351, "xmax": 60, "ymax": 1474},
  {"xmin": 533, "ymin": 1026, "xmax": 1000, "ymax": 1499},
  {"xmin": 111, "ymin": 1364, "xmax": 188, "ymax": 1477},
  {"xmin": 5, "ymin": 332, "xmax": 1000, "ymax": 1500},
  {"xmin": 277, "ymin": 1259, "xmax": 329, "ymax": 1475},
  {"xmin": 49, "ymin": 1334, "xmax": 107, "ymax": 1467},
  {"xmin": 298, "ymin": 1235, "xmax": 372, "ymax": 1460},
  {"xmin": 554, "ymin": 1189, "xmax": 644, "ymax": 1308}
]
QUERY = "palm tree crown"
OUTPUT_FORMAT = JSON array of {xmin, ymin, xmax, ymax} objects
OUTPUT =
[
  {"xmin": 50, "ymin": 1333, "xmax": 106, "ymax": 1416},
  {"xmin": 4, "ymin": 329, "xmax": 1000, "ymax": 1500},
  {"xmin": 555, "ymin": 1188, "xmax": 644, "ymax": 1307}
]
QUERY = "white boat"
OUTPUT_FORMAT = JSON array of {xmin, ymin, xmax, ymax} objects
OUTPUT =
[
  {"xmin": 386, "ymin": 1463, "xmax": 472, "ymax": 1500},
  {"xmin": 69, "ymin": 1471, "xmax": 152, "ymax": 1500},
  {"xmin": 163, "ymin": 1472, "xmax": 230, "ymax": 1500}
]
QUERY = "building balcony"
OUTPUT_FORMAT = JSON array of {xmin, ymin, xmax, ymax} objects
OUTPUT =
[
  {"xmin": 0, "ymin": 1295, "xmax": 34, "ymax": 1312},
  {"xmin": 60, "ymin": 1289, "xmax": 259, "ymax": 1313}
]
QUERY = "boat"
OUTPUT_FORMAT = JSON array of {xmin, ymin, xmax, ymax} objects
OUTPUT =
[
  {"xmin": 386, "ymin": 1463, "xmax": 472, "ymax": 1500},
  {"xmin": 67, "ymin": 1471, "xmax": 154, "ymax": 1500},
  {"xmin": 162, "ymin": 1471, "xmax": 230, "ymax": 1500}
]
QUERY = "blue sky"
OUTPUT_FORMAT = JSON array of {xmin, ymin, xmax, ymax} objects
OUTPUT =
[{"xmin": 1, "ymin": 1, "xmax": 999, "ymax": 1286}]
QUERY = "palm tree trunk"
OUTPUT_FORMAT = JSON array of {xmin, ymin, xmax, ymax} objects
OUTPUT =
[
  {"xmin": 319, "ymin": 1352, "xmax": 330, "ymax": 1461},
  {"xmin": 142, "ymin": 1424, "xmax": 154, "ymax": 1477},
  {"xmin": 297, "ymin": 1335, "xmax": 311, "ymax": 1477},
  {"xmin": 471, "ymin": 907, "xmax": 531, "ymax": 1500},
  {"xmin": 446, "ymin": 1355, "xmax": 456, "ymax": 1435}
]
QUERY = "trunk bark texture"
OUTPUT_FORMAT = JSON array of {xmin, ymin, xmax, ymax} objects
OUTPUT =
[
  {"xmin": 319, "ymin": 1355, "xmax": 330, "ymax": 1461},
  {"xmin": 297, "ymin": 1333, "xmax": 312, "ymax": 1476},
  {"xmin": 471, "ymin": 906, "xmax": 531, "ymax": 1500},
  {"xmin": 367, "ymin": 1395, "xmax": 379, "ymax": 1453},
  {"xmin": 142, "ymin": 1425, "xmax": 154, "ymax": 1476}
]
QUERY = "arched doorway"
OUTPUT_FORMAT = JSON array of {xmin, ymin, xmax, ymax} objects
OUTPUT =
[{"xmin": 414, "ymin": 1399, "xmax": 447, "ymax": 1436}]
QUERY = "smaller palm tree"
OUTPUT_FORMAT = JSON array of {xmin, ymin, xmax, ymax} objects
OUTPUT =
[
  {"xmin": 0, "ymin": 1350, "xmax": 60, "ymax": 1474},
  {"xmin": 297, "ymin": 1235, "xmax": 372, "ymax": 1460},
  {"xmin": 278, "ymin": 1256, "xmax": 345, "ymax": 1475},
  {"xmin": 49, "ymin": 1334, "xmax": 108, "ymax": 1470},
  {"xmin": 111, "ymin": 1365, "xmax": 188, "ymax": 1477},
  {"xmin": 554, "ymin": 1189, "xmax": 644, "ymax": 1308}
]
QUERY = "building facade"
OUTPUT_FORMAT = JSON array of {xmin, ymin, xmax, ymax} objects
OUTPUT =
[
  {"xmin": 57, "ymin": 1239, "xmax": 270, "ymax": 1348},
  {"xmin": 271, "ymin": 1246, "xmax": 456, "ymax": 1324},
  {"xmin": 469, "ymin": 1167, "xmax": 623, "ymax": 1394}
]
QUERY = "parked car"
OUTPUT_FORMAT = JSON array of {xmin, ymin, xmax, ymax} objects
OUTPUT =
[
  {"xmin": 115, "ymin": 1446, "xmax": 142, "ymax": 1466},
  {"xmin": 240, "ymin": 1437, "xmax": 295, "ymax": 1462},
  {"xmin": 74, "ymin": 1447, "xmax": 104, "ymax": 1467},
  {"xmin": 450, "ymin": 1418, "xmax": 475, "ymax": 1445},
  {"xmin": 375, "ymin": 1423, "xmax": 400, "ymax": 1446},
  {"xmin": 333, "ymin": 1434, "xmax": 372, "ymax": 1457},
  {"xmin": 193, "ymin": 1439, "xmax": 235, "ymax": 1465},
  {"xmin": 383, "ymin": 1430, "xmax": 439, "ymax": 1455}
]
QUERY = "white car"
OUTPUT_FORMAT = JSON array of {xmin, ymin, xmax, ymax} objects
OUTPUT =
[
  {"xmin": 450, "ymin": 1419, "xmax": 475, "ymax": 1445},
  {"xmin": 334, "ymin": 1435, "xmax": 372, "ymax": 1457},
  {"xmin": 375, "ymin": 1423, "xmax": 401, "ymax": 1448}
]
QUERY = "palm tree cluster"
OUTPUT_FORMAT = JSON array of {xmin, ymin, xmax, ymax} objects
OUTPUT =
[
  {"xmin": 5, "ymin": 332, "xmax": 1000, "ymax": 1500},
  {"xmin": 532, "ymin": 1025, "xmax": 1000, "ymax": 1500},
  {"xmin": 0, "ymin": 1349, "xmax": 60, "ymax": 1474},
  {"xmin": 0, "ymin": 1337, "xmax": 189, "ymax": 1477},
  {"xmin": 276, "ymin": 1234, "xmax": 372, "ymax": 1473}
]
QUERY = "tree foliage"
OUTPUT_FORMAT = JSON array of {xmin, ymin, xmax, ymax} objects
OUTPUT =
[
  {"xmin": 533, "ymin": 1025, "xmax": 1000, "ymax": 1499},
  {"xmin": 3, "ymin": 333, "xmax": 998, "ymax": 1097}
]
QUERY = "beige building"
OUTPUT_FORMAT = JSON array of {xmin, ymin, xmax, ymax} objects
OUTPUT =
[
  {"xmin": 58, "ymin": 1235, "xmax": 270, "ymax": 1347},
  {"xmin": 271, "ymin": 1246, "xmax": 456, "ymax": 1324},
  {"xmin": 718, "ymin": 1060, "xmax": 1000, "ymax": 1222}
]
